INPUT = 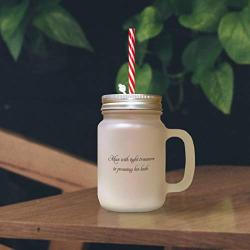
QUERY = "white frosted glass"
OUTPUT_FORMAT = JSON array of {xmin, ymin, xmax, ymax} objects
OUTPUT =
[{"xmin": 98, "ymin": 111, "xmax": 167, "ymax": 212}]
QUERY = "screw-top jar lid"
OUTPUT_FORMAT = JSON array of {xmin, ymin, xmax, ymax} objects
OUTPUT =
[{"xmin": 101, "ymin": 94, "xmax": 162, "ymax": 111}]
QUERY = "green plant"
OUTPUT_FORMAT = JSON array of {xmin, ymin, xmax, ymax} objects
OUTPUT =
[
  {"xmin": 116, "ymin": 0, "xmax": 250, "ymax": 114},
  {"xmin": 0, "ymin": 0, "xmax": 92, "ymax": 61}
]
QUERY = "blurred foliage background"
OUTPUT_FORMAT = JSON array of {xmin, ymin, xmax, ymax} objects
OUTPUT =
[
  {"xmin": 117, "ymin": 0, "xmax": 250, "ymax": 114},
  {"xmin": 3, "ymin": 0, "xmax": 250, "ymax": 115},
  {"xmin": 0, "ymin": 0, "xmax": 92, "ymax": 61}
]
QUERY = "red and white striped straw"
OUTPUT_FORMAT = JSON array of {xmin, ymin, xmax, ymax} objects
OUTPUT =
[{"xmin": 128, "ymin": 28, "xmax": 136, "ymax": 94}]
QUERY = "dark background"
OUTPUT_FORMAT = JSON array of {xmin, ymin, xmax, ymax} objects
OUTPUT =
[{"xmin": 1, "ymin": 0, "xmax": 250, "ymax": 249}]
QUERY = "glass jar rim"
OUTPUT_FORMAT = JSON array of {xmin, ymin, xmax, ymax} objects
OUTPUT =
[{"xmin": 101, "ymin": 94, "xmax": 162, "ymax": 111}]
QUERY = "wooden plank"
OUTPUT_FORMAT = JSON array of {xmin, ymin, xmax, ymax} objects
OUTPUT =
[
  {"xmin": 49, "ymin": 241, "xmax": 85, "ymax": 250},
  {"xmin": 0, "ymin": 244, "xmax": 12, "ymax": 250},
  {"xmin": 0, "ymin": 166, "xmax": 249, "ymax": 249},
  {"xmin": 0, "ymin": 129, "xmax": 97, "ymax": 250},
  {"xmin": 0, "ymin": 129, "xmax": 97, "ymax": 192},
  {"xmin": 163, "ymin": 246, "xmax": 215, "ymax": 249}
]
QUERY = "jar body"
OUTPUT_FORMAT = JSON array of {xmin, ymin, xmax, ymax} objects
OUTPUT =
[{"xmin": 97, "ymin": 110, "xmax": 166, "ymax": 212}]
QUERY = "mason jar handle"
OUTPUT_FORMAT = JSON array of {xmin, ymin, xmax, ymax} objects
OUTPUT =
[{"xmin": 165, "ymin": 128, "xmax": 195, "ymax": 194}]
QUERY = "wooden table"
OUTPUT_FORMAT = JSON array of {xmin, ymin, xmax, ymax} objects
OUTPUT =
[{"xmin": 0, "ymin": 166, "xmax": 250, "ymax": 249}]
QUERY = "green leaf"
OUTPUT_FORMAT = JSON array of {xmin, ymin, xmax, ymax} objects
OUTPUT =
[
  {"xmin": 136, "ymin": 41, "xmax": 148, "ymax": 66},
  {"xmin": 149, "ymin": 69, "xmax": 170, "ymax": 95},
  {"xmin": 154, "ymin": 32, "xmax": 172, "ymax": 66},
  {"xmin": 194, "ymin": 62, "xmax": 234, "ymax": 114},
  {"xmin": 33, "ymin": 4, "xmax": 93, "ymax": 51},
  {"xmin": 116, "ymin": 63, "xmax": 153, "ymax": 94},
  {"xmin": 179, "ymin": 0, "xmax": 227, "ymax": 32},
  {"xmin": 123, "ymin": 6, "xmax": 163, "ymax": 42},
  {"xmin": 3, "ymin": 18, "xmax": 26, "ymax": 61},
  {"xmin": 218, "ymin": 5, "xmax": 250, "ymax": 64},
  {"xmin": 137, "ymin": 6, "xmax": 163, "ymax": 42},
  {"xmin": 116, "ymin": 63, "xmax": 128, "ymax": 92},
  {"xmin": 136, "ymin": 64, "xmax": 153, "ymax": 93},
  {"xmin": 153, "ymin": 0, "xmax": 173, "ymax": 21},
  {"xmin": 0, "ymin": 0, "xmax": 29, "ymax": 60},
  {"xmin": 182, "ymin": 36, "xmax": 222, "ymax": 73},
  {"xmin": 1, "ymin": 0, "xmax": 29, "ymax": 37}
]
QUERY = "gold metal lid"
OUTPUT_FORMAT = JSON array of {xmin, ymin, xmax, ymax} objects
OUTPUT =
[{"xmin": 101, "ymin": 94, "xmax": 162, "ymax": 111}]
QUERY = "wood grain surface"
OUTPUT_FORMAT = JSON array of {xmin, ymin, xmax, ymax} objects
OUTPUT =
[
  {"xmin": 0, "ymin": 129, "xmax": 97, "ymax": 192},
  {"xmin": 0, "ymin": 244, "xmax": 12, "ymax": 250},
  {"xmin": 0, "ymin": 166, "xmax": 249, "ymax": 249},
  {"xmin": 48, "ymin": 240, "xmax": 85, "ymax": 250},
  {"xmin": 0, "ymin": 129, "xmax": 97, "ymax": 250}
]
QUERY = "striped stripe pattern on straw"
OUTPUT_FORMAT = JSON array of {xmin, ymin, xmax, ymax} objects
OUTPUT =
[{"xmin": 128, "ymin": 28, "xmax": 136, "ymax": 94}]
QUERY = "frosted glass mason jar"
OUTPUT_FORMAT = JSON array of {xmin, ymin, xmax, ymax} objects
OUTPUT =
[{"xmin": 98, "ymin": 94, "xmax": 195, "ymax": 212}]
